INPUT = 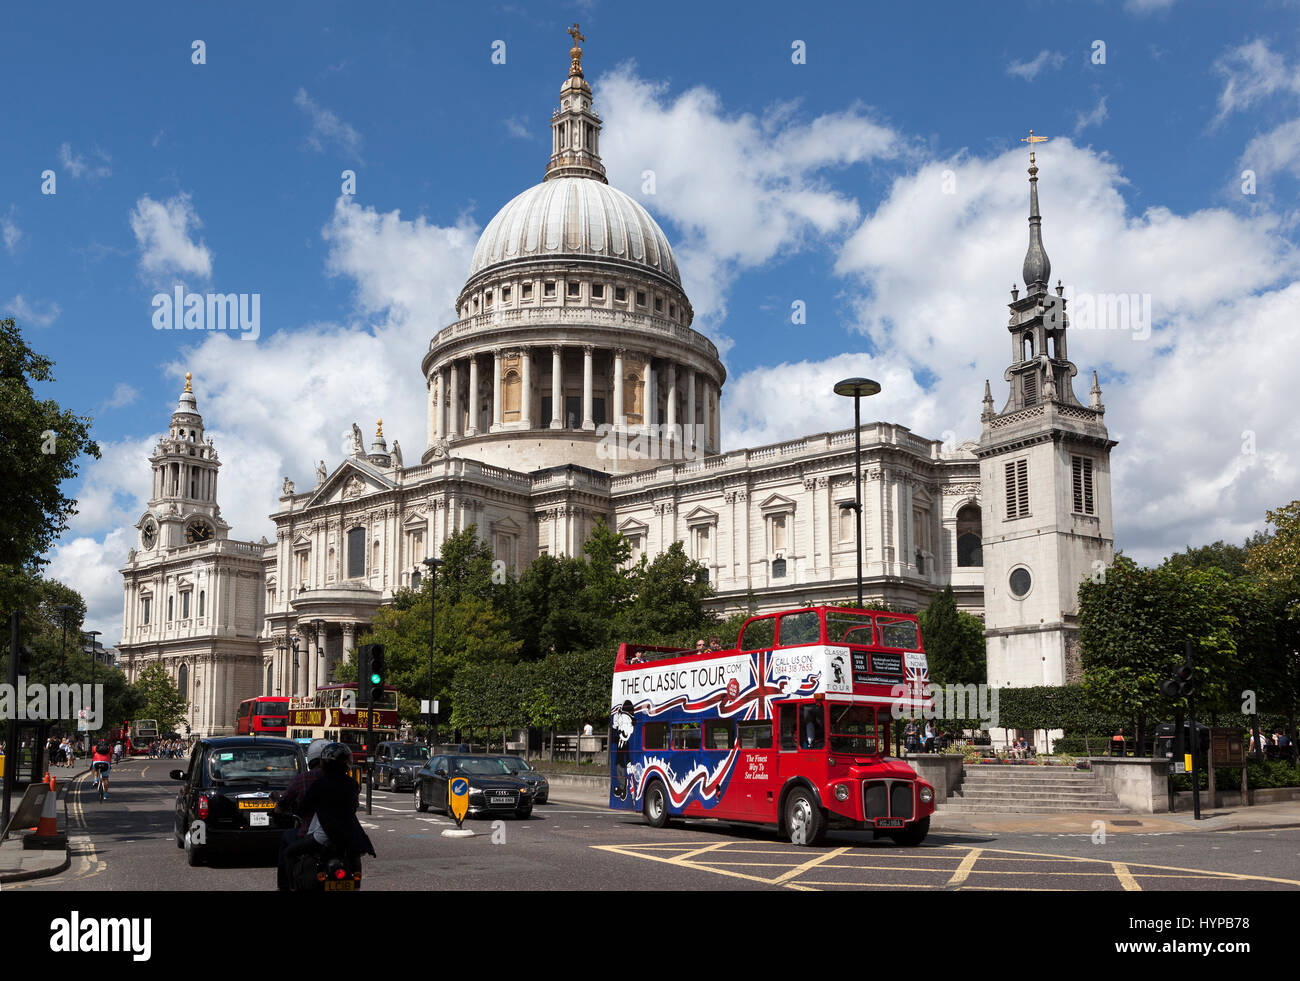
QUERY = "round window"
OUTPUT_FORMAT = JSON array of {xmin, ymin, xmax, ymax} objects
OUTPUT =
[{"xmin": 1009, "ymin": 567, "xmax": 1032, "ymax": 598}]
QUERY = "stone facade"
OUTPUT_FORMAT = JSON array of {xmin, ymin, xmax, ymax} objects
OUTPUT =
[{"xmin": 119, "ymin": 41, "xmax": 1115, "ymax": 736}]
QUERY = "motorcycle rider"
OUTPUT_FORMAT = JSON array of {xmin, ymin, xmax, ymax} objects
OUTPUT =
[
  {"xmin": 273, "ymin": 738, "xmax": 328, "ymax": 891},
  {"xmin": 284, "ymin": 743, "xmax": 376, "ymax": 887}
]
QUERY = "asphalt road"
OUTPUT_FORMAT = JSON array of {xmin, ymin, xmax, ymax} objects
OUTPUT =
[{"xmin": 13, "ymin": 758, "xmax": 1300, "ymax": 892}]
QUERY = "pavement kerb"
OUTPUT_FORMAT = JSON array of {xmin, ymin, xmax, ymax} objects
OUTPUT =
[{"xmin": 0, "ymin": 764, "xmax": 88, "ymax": 884}]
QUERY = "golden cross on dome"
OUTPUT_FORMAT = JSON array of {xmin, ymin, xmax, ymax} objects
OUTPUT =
[
  {"xmin": 1021, "ymin": 129, "xmax": 1048, "ymax": 163},
  {"xmin": 184, "ymin": 371, "xmax": 192, "ymax": 393},
  {"xmin": 568, "ymin": 23, "xmax": 586, "ymax": 77}
]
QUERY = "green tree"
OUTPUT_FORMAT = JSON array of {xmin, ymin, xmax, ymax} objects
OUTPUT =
[
  {"xmin": 0, "ymin": 319, "xmax": 101, "ymax": 613},
  {"xmin": 620, "ymin": 541, "xmax": 717, "ymax": 641},
  {"xmin": 1246, "ymin": 501, "xmax": 1300, "ymax": 619},
  {"xmin": 1164, "ymin": 535, "xmax": 1269, "ymax": 580},
  {"xmin": 132, "ymin": 663, "xmax": 189, "ymax": 734},
  {"xmin": 918, "ymin": 585, "xmax": 986, "ymax": 685},
  {"xmin": 436, "ymin": 525, "xmax": 501, "ymax": 608}
]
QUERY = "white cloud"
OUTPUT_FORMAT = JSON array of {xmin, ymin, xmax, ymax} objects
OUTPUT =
[
  {"xmin": 130, "ymin": 193, "xmax": 213, "ymax": 281},
  {"xmin": 58, "ymin": 142, "xmax": 112, "ymax": 180},
  {"xmin": 1006, "ymin": 50, "xmax": 1065, "ymax": 82},
  {"xmin": 101, "ymin": 382, "xmax": 140, "ymax": 411},
  {"xmin": 294, "ymin": 88, "xmax": 363, "ymax": 157},
  {"xmin": 2, "ymin": 208, "xmax": 20, "ymax": 253},
  {"xmin": 1213, "ymin": 40, "xmax": 1299, "ymax": 123},
  {"xmin": 596, "ymin": 66, "xmax": 903, "ymax": 332},
  {"xmin": 5, "ymin": 294, "xmax": 62, "ymax": 328},
  {"xmin": 1074, "ymin": 96, "xmax": 1109, "ymax": 135},
  {"xmin": 1124, "ymin": 0, "xmax": 1178, "ymax": 14},
  {"xmin": 504, "ymin": 116, "xmax": 531, "ymax": 139}
]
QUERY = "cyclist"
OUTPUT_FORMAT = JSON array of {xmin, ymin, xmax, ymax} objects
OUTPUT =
[{"xmin": 91, "ymin": 739, "xmax": 112, "ymax": 799}]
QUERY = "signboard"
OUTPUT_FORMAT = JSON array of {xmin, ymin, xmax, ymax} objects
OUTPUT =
[
  {"xmin": 853, "ymin": 650, "xmax": 904, "ymax": 686},
  {"xmin": 1211, "ymin": 728, "xmax": 1246, "ymax": 767},
  {"xmin": 287, "ymin": 707, "xmax": 398, "ymax": 728},
  {"xmin": 448, "ymin": 777, "xmax": 470, "ymax": 827}
]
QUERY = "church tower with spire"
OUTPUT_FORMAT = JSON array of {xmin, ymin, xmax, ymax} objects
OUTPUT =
[{"xmin": 977, "ymin": 141, "xmax": 1117, "ymax": 688}]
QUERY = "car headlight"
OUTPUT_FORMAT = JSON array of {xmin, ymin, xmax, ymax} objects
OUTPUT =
[
  {"xmin": 399, "ymin": 766, "xmax": 410, "ymax": 774},
  {"xmin": 919, "ymin": 786, "xmax": 933, "ymax": 803},
  {"xmin": 834, "ymin": 783, "xmax": 850, "ymax": 802}
]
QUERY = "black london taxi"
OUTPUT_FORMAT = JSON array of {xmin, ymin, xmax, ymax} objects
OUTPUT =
[
  {"xmin": 372, "ymin": 740, "xmax": 431, "ymax": 791},
  {"xmin": 172, "ymin": 736, "xmax": 304, "ymax": 866}
]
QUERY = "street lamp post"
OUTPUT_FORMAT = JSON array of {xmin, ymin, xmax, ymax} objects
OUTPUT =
[
  {"xmin": 422, "ymin": 558, "xmax": 445, "ymax": 746},
  {"xmin": 275, "ymin": 641, "xmax": 285, "ymax": 696},
  {"xmin": 85, "ymin": 630, "xmax": 102, "ymax": 734},
  {"xmin": 311, "ymin": 619, "xmax": 326, "ymax": 691},
  {"xmin": 291, "ymin": 635, "xmax": 301, "ymax": 696},
  {"xmin": 833, "ymin": 377, "xmax": 882, "ymax": 609}
]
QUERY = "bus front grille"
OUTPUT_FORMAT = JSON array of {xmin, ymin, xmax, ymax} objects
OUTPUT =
[{"xmin": 863, "ymin": 780, "xmax": 914, "ymax": 820}]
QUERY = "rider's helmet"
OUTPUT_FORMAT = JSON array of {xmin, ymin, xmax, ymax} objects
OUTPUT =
[
  {"xmin": 306, "ymin": 739, "xmax": 329, "ymax": 768},
  {"xmin": 320, "ymin": 742, "xmax": 353, "ymax": 774}
]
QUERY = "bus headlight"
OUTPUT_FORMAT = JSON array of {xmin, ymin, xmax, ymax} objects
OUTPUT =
[
  {"xmin": 834, "ymin": 783, "xmax": 850, "ymax": 802},
  {"xmin": 919, "ymin": 786, "xmax": 933, "ymax": 803}
]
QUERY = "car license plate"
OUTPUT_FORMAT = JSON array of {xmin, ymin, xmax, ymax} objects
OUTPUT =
[
  {"xmin": 249, "ymin": 811, "xmax": 269, "ymax": 827},
  {"xmin": 875, "ymin": 817, "xmax": 905, "ymax": 829},
  {"xmin": 238, "ymin": 800, "xmax": 275, "ymax": 809},
  {"xmin": 324, "ymin": 880, "xmax": 356, "ymax": 892},
  {"xmin": 490, "ymin": 796, "xmax": 513, "ymax": 804}
]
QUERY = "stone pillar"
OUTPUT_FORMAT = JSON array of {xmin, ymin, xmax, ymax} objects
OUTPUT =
[
  {"xmin": 550, "ymin": 346, "xmax": 563, "ymax": 429},
  {"xmin": 666, "ymin": 362, "xmax": 678, "ymax": 445},
  {"xmin": 492, "ymin": 349, "xmax": 503, "ymax": 432},
  {"xmin": 582, "ymin": 345, "xmax": 595, "ymax": 430},
  {"xmin": 687, "ymin": 368, "xmax": 697, "ymax": 450},
  {"xmin": 466, "ymin": 356, "xmax": 479, "ymax": 436},
  {"xmin": 342, "ymin": 622, "xmax": 356, "ymax": 681},
  {"xmin": 702, "ymin": 378, "xmax": 712, "ymax": 453},
  {"xmin": 448, "ymin": 360, "xmax": 460, "ymax": 438},
  {"xmin": 426, "ymin": 377, "xmax": 436, "ymax": 447},
  {"xmin": 614, "ymin": 349, "xmax": 626, "ymax": 428},
  {"xmin": 436, "ymin": 368, "xmax": 446, "ymax": 439},
  {"xmin": 521, "ymin": 347, "xmax": 533, "ymax": 428},
  {"xmin": 714, "ymin": 386, "xmax": 721, "ymax": 451},
  {"xmin": 646, "ymin": 359, "xmax": 656, "ymax": 427}
]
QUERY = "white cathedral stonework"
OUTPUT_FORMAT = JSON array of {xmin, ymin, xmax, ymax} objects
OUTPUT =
[{"xmin": 118, "ymin": 40, "xmax": 1114, "ymax": 737}]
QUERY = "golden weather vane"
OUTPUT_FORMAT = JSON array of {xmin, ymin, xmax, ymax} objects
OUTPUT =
[{"xmin": 1021, "ymin": 129, "xmax": 1048, "ymax": 163}]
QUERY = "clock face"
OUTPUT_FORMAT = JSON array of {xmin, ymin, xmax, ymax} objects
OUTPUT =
[
  {"xmin": 186, "ymin": 520, "xmax": 213, "ymax": 544},
  {"xmin": 141, "ymin": 522, "xmax": 157, "ymax": 549}
]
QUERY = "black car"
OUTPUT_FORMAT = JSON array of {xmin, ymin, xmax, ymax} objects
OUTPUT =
[
  {"xmin": 414, "ymin": 755, "xmax": 532, "ymax": 819},
  {"xmin": 172, "ymin": 736, "xmax": 304, "ymax": 866},
  {"xmin": 373, "ymin": 740, "xmax": 431, "ymax": 791},
  {"xmin": 496, "ymin": 755, "xmax": 550, "ymax": 804}
]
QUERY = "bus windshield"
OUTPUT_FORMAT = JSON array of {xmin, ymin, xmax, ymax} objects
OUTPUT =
[{"xmin": 829, "ymin": 705, "xmax": 879, "ymax": 754}]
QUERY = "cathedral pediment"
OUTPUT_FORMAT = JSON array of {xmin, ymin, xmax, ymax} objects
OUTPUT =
[
  {"xmin": 617, "ymin": 516, "xmax": 649, "ymax": 537},
  {"xmin": 306, "ymin": 460, "xmax": 397, "ymax": 508},
  {"xmin": 683, "ymin": 505, "xmax": 718, "ymax": 526}
]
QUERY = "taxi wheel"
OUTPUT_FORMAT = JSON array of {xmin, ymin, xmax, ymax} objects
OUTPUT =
[
  {"xmin": 185, "ymin": 833, "xmax": 204, "ymax": 867},
  {"xmin": 642, "ymin": 779, "xmax": 670, "ymax": 829},
  {"xmin": 889, "ymin": 816, "xmax": 929, "ymax": 847},
  {"xmin": 784, "ymin": 787, "xmax": 825, "ymax": 846},
  {"xmin": 415, "ymin": 784, "xmax": 429, "ymax": 813}
]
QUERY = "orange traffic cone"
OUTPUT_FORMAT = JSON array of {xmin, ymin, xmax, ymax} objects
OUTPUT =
[
  {"xmin": 23, "ymin": 783, "xmax": 67, "ymax": 850},
  {"xmin": 43, "ymin": 769, "xmax": 51, "ymax": 788}
]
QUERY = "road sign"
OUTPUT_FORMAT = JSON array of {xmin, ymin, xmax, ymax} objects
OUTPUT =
[{"xmin": 449, "ymin": 777, "xmax": 470, "ymax": 827}]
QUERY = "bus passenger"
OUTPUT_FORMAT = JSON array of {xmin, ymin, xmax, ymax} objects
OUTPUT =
[{"xmin": 694, "ymin": 639, "xmax": 706, "ymax": 652}]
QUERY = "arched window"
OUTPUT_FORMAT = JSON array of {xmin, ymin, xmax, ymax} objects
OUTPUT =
[
  {"xmin": 198, "ymin": 590, "xmax": 205, "ymax": 617},
  {"xmin": 411, "ymin": 570, "xmax": 422, "ymax": 591},
  {"xmin": 167, "ymin": 596, "xmax": 173, "ymax": 622},
  {"xmin": 347, "ymin": 527, "xmax": 366, "ymax": 579},
  {"xmin": 956, "ymin": 504, "xmax": 983, "ymax": 567},
  {"xmin": 178, "ymin": 663, "xmax": 188, "ymax": 697},
  {"xmin": 266, "ymin": 664, "xmax": 273, "ymax": 694}
]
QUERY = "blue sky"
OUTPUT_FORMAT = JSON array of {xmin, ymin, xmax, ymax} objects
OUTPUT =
[{"xmin": 5, "ymin": 0, "xmax": 1300, "ymax": 639}]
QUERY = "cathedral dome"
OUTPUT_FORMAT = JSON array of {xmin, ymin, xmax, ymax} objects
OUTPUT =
[{"xmin": 468, "ymin": 177, "xmax": 681, "ymax": 287}]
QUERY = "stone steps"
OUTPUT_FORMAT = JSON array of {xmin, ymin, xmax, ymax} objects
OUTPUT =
[{"xmin": 937, "ymin": 763, "xmax": 1130, "ymax": 815}]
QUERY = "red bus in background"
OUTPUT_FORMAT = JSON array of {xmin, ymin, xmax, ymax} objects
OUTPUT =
[
  {"xmin": 608, "ymin": 606, "xmax": 936, "ymax": 846},
  {"xmin": 235, "ymin": 696, "xmax": 291, "ymax": 736}
]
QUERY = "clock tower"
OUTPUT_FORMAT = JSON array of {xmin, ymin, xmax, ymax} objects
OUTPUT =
[
  {"xmin": 119, "ymin": 372, "xmax": 264, "ymax": 738},
  {"xmin": 140, "ymin": 372, "xmax": 229, "ymax": 552}
]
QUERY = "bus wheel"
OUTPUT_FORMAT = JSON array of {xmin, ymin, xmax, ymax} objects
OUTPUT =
[
  {"xmin": 642, "ymin": 779, "xmax": 670, "ymax": 829},
  {"xmin": 889, "ymin": 816, "xmax": 929, "ymax": 847},
  {"xmin": 784, "ymin": 787, "xmax": 824, "ymax": 846}
]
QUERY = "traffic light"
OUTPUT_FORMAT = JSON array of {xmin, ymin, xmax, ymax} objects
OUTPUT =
[
  {"xmin": 16, "ymin": 644, "xmax": 34, "ymax": 676},
  {"xmin": 1160, "ymin": 663, "xmax": 1195, "ymax": 699},
  {"xmin": 365, "ymin": 643, "xmax": 386, "ymax": 705}
]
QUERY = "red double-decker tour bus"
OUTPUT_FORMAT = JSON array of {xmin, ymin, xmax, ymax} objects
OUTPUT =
[
  {"xmin": 608, "ymin": 605, "xmax": 935, "ymax": 846},
  {"xmin": 235, "ymin": 696, "xmax": 291, "ymax": 736}
]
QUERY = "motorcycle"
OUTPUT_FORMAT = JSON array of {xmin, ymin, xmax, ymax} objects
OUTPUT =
[{"xmin": 284, "ymin": 814, "xmax": 365, "ymax": 892}]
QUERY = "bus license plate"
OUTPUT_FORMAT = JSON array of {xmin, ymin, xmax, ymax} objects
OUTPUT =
[
  {"xmin": 324, "ymin": 880, "xmax": 356, "ymax": 892},
  {"xmin": 249, "ymin": 812, "xmax": 269, "ymax": 827},
  {"xmin": 875, "ymin": 818, "xmax": 905, "ymax": 829}
]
